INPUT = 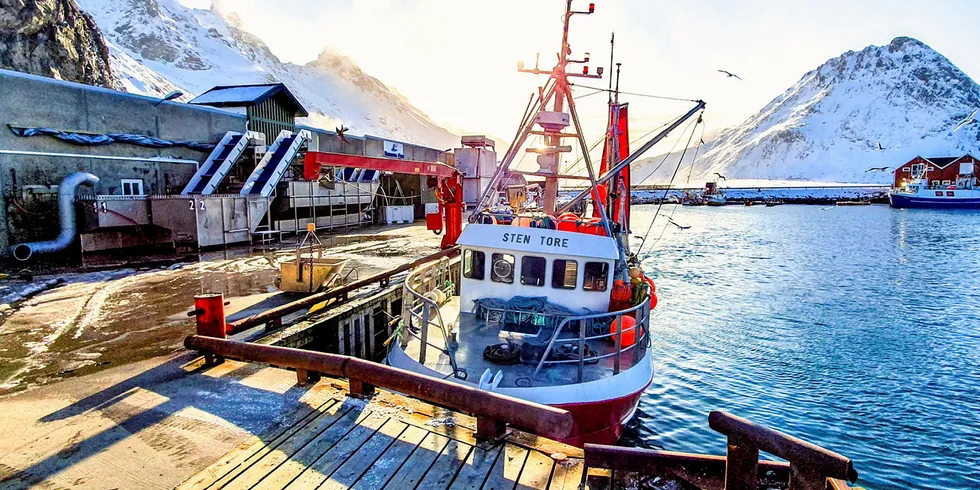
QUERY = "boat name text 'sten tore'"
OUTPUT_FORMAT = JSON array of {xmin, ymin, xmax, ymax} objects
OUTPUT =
[{"xmin": 501, "ymin": 232, "xmax": 569, "ymax": 249}]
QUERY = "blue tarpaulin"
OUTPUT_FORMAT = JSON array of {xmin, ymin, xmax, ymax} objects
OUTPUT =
[{"xmin": 8, "ymin": 125, "xmax": 215, "ymax": 152}]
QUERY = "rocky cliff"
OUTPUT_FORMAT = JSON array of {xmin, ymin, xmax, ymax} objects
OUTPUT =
[{"xmin": 0, "ymin": 0, "xmax": 112, "ymax": 86}]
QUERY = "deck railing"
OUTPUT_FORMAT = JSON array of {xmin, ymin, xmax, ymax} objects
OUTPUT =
[
  {"xmin": 530, "ymin": 297, "xmax": 651, "ymax": 384},
  {"xmin": 401, "ymin": 256, "xmax": 462, "ymax": 377}
]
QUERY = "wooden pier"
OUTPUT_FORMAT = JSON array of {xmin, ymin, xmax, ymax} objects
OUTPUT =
[{"xmin": 178, "ymin": 383, "xmax": 586, "ymax": 490}]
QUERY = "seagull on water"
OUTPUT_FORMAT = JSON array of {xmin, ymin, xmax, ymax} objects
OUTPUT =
[
  {"xmin": 953, "ymin": 109, "xmax": 978, "ymax": 132},
  {"xmin": 717, "ymin": 70, "xmax": 742, "ymax": 80}
]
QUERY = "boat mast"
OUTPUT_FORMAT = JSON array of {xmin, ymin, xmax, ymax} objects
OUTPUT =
[{"xmin": 471, "ymin": 0, "xmax": 611, "ymax": 236}]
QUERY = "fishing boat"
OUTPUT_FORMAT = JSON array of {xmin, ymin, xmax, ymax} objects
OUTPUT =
[
  {"xmin": 889, "ymin": 160, "xmax": 980, "ymax": 208},
  {"xmin": 704, "ymin": 181, "xmax": 727, "ymax": 206},
  {"xmin": 387, "ymin": 0, "xmax": 705, "ymax": 446}
]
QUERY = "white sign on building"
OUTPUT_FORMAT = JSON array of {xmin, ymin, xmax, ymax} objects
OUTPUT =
[{"xmin": 383, "ymin": 141, "xmax": 405, "ymax": 159}]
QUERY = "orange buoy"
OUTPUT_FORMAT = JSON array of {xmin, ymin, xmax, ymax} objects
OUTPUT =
[
  {"xmin": 650, "ymin": 292, "xmax": 659, "ymax": 310},
  {"xmin": 610, "ymin": 315, "xmax": 639, "ymax": 347},
  {"xmin": 592, "ymin": 184, "xmax": 608, "ymax": 211},
  {"xmin": 557, "ymin": 215, "xmax": 580, "ymax": 232}
]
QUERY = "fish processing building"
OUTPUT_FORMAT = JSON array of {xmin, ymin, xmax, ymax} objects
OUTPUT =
[{"xmin": 0, "ymin": 68, "xmax": 454, "ymax": 260}]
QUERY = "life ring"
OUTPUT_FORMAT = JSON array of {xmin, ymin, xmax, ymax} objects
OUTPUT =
[
  {"xmin": 643, "ymin": 276, "xmax": 658, "ymax": 309},
  {"xmin": 492, "ymin": 259, "xmax": 513, "ymax": 279}
]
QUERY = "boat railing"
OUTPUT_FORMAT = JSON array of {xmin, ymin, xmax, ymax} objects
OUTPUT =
[
  {"xmin": 401, "ymin": 256, "xmax": 463, "ymax": 378},
  {"xmin": 530, "ymin": 296, "xmax": 651, "ymax": 385}
]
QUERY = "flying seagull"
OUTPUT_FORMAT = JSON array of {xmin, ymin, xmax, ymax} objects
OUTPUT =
[
  {"xmin": 718, "ymin": 69, "xmax": 742, "ymax": 80},
  {"xmin": 953, "ymin": 109, "xmax": 978, "ymax": 132},
  {"xmin": 714, "ymin": 172, "xmax": 727, "ymax": 181},
  {"xmin": 865, "ymin": 166, "xmax": 890, "ymax": 173},
  {"xmin": 336, "ymin": 125, "xmax": 350, "ymax": 144},
  {"xmin": 876, "ymin": 141, "xmax": 885, "ymax": 151},
  {"xmin": 659, "ymin": 214, "xmax": 691, "ymax": 230}
]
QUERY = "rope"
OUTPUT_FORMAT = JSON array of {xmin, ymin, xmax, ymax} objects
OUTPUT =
[
  {"xmin": 570, "ymin": 83, "xmax": 700, "ymax": 103},
  {"xmin": 636, "ymin": 112, "xmax": 703, "ymax": 256},
  {"xmin": 646, "ymin": 121, "xmax": 707, "ymax": 250}
]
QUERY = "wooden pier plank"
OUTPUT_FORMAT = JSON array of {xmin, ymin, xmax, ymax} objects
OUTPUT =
[
  {"xmin": 480, "ymin": 443, "xmax": 529, "ymax": 490},
  {"xmin": 448, "ymin": 444, "xmax": 505, "ymax": 490},
  {"xmin": 246, "ymin": 407, "xmax": 371, "ymax": 489},
  {"xmin": 282, "ymin": 411, "xmax": 390, "ymax": 489},
  {"xmin": 351, "ymin": 424, "xmax": 430, "ymax": 489},
  {"xmin": 177, "ymin": 397, "xmax": 338, "ymax": 490},
  {"xmin": 319, "ymin": 419, "xmax": 410, "ymax": 490},
  {"xmin": 548, "ymin": 458, "xmax": 585, "ymax": 490},
  {"xmin": 516, "ymin": 450, "xmax": 556, "ymax": 490},
  {"xmin": 413, "ymin": 438, "xmax": 474, "ymax": 489},
  {"xmin": 221, "ymin": 402, "xmax": 359, "ymax": 489}
]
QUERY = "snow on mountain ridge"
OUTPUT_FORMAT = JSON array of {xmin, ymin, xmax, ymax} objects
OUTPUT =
[
  {"xmin": 635, "ymin": 36, "xmax": 980, "ymax": 184},
  {"xmin": 74, "ymin": 0, "xmax": 459, "ymax": 149}
]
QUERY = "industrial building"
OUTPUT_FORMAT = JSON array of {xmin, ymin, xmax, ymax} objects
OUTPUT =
[{"xmin": 0, "ymin": 69, "xmax": 464, "ymax": 261}]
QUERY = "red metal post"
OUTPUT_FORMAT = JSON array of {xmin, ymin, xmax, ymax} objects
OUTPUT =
[{"xmin": 192, "ymin": 293, "xmax": 227, "ymax": 338}]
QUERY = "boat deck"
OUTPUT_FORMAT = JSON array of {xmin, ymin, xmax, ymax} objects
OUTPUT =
[
  {"xmin": 401, "ymin": 297, "xmax": 647, "ymax": 388},
  {"xmin": 178, "ymin": 382, "xmax": 587, "ymax": 490}
]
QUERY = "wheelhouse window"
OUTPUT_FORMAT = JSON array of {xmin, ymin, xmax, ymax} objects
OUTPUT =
[
  {"xmin": 491, "ymin": 253, "xmax": 515, "ymax": 284},
  {"xmin": 583, "ymin": 262, "xmax": 609, "ymax": 292},
  {"xmin": 552, "ymin": 259, "xmax": 578, "ymax": 289},
  {"xmin": 463, "ymin": 249, "xmax": 485, "ymax": 280},
  {"xmin": 520, "ymin": 256, "xmax": 546, "ymax": 287}
]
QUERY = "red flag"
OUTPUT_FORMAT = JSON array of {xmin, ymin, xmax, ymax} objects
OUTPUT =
[{"xmin": 595, "ymin": 103, "xmax": 630, "ymax": 229}]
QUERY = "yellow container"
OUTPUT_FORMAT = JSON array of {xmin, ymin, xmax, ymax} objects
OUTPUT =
[{"xmin": 279, "ymin": 257, "xmax": 348, "ymax": 293}]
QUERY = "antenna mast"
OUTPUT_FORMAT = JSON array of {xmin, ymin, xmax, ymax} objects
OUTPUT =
[{"xmin": 473, "ymin": 1, "xmax": 612, "ymax": 235}]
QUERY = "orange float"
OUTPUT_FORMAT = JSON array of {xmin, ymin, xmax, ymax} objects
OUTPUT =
[{"xmin": 610, "ymin": 315, "xmax": 639, "ymax": 347}]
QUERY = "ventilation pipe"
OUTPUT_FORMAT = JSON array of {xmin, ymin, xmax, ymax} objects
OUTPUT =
[{"xmin": 11, "ymin": 172, "xmax": 99, "ymax": 261}]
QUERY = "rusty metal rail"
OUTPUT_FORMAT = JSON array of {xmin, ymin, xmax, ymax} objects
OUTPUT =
[
  {"xmin": 584, "ymin": 411, "xmax": 858, "ymax": 490},
  {"xmin": 708, "ymin": 411, "xmax": 857, "ymax": 490},
  {"xmin": 228, "ymin": 247, "xmax": 459, "ymax": 333},
  {"xmin": 184, "ymin": 335, "xmax": 572, "ymax": 441}
]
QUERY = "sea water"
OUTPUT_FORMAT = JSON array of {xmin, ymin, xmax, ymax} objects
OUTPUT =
[{"xmin": 631, "ymin": 204, "xmax": 980, "ymax": 490}]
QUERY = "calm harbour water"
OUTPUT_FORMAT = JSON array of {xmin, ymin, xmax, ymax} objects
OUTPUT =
[{"xmin": 630, "ymin": 204, "xmax": 980, "ymax": 490}]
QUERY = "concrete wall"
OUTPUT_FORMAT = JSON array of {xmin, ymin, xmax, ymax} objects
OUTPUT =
[{"xmin": 0, "ymin": 69, "xmax": 246, "ymax": 255}]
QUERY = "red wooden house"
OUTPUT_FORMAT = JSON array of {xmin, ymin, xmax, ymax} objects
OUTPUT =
[{"xmin": 893, "ymin": 155, "xmax": 980, "ymax": 188}]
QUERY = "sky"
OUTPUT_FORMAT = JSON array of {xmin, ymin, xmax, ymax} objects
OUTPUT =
[{"xmin": 183, "ymin": 0, "xmax": 980, "ymax": 145}]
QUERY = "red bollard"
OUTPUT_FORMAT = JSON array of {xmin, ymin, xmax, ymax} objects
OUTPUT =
[{"xmin": 193, "ymin": 293, "xmax": 227, "ymax": 338}]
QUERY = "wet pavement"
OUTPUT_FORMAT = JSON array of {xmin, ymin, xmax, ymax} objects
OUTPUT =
[{"xmin": 0, "ymin": 222, "xmax": 441, "ymax": 396}]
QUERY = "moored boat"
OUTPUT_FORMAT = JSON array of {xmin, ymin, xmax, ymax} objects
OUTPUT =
[
  {"xmin": 890, "ymin": 155, "xmax": 980, "ymax": 209},
  {"xmin": 387, "ymin": 0, "xmax": 706, "ymax": 446}
]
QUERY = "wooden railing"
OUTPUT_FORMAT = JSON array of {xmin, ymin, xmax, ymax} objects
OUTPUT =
[
  {"xmin": 184, "ymin": 335, "xmax": 571, "ymax": 442},
  {"xmin": 585, "ymin": 411, "xmax": 858, "ymax": 490}
]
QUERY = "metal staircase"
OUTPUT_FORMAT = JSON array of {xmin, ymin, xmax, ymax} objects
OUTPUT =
[
  {"xmin": 182, "ymin": 131, "xmax": 249, "ymax": 195},
  {"xmin": 240, "ymin": 129, "xmax": 311, "ymax": 197}
]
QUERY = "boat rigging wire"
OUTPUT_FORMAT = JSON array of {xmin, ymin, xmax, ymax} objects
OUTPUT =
[
  {"xmin": 645, "ymin": 121, "xmax": 707, "ymax": 250},
  {"xmin": 570, "ymin": 83, "xmax": 701, "ymax": 103},
  {"xmin": 635, "ymin": 112, "xmax": 703, "ymax": 256}
]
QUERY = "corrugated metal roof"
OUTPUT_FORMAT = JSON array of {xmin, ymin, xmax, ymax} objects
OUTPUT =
[
  {"xmin": 189, "ymin": 83, "xmax": 309, "ymax": 116},
  {"xmin": 190, "ymin": 85, "xmax": 278, "ymax": 105}
]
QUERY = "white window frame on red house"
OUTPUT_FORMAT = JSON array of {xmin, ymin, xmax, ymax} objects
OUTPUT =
[{"xmin": 121, "ymin": 178, "xmax": 144, "ymax": 196}]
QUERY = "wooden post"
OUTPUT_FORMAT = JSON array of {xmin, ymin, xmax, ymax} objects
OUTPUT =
[
  {"xmin": 349, "ymin": 379, "xmax": 375, "ymax": 397},
  {"xmin": 724, "ymin": 435, "xmax": 759, "ymax": 490},
  {"xmin": 475, "ymin": 416, "xmax": 507, "ymax": 442},
  {"xmin": 296, "ymin": 368, "xmax": 309, "ymax": 386}
]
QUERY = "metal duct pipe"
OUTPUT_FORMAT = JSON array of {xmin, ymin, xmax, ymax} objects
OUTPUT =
[{"xmin": 11, "ymin": 171, "xmax": 99, "ymax": 261}]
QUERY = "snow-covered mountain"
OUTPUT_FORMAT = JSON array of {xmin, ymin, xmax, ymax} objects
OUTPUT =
[
  {"xmin": 74, "ymin": 0, "xmax": 459, "ymax": 149},
  {"xmin": 634, "ymin": 37, "xmax": 980, "ymax": 184}
]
